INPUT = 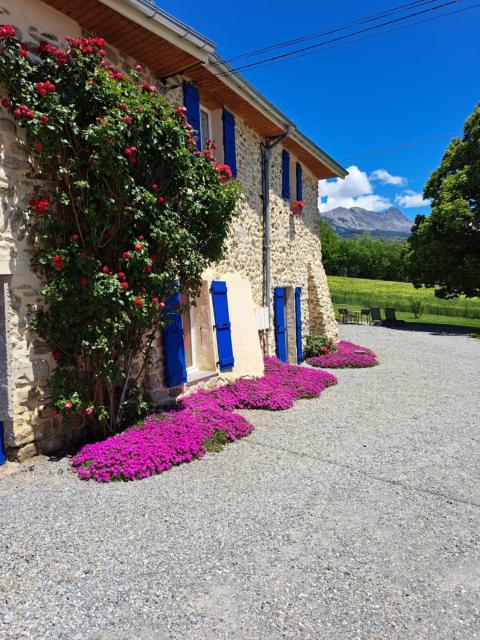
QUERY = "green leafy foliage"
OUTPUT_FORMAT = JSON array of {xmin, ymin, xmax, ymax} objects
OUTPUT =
[
  {"xmin": 408, "ymin": 103, "xmax": 480, "ymax": 299},
  {"xmin": 303, "ymin": 334, "xmax": 337, "ymax": 358},
  {"xmin": 320, "ymin": 220, "xmax": 408, "ymax": 282},
  {"xmin": 0, "ymin": 30, "xmax": 241, "ymax": 431}
]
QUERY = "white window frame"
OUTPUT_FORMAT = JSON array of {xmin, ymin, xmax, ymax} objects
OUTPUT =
[{"xmin": 199, "ymin": 105, "xmax": 212, "ymax": 150}]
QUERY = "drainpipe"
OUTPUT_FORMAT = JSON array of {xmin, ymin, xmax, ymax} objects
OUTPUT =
[{"xmin": 261, "ymin": 127, "xmax": 292, "ymax": 355}]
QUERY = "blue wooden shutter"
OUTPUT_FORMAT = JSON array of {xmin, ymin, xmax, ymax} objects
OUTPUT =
[
  {"xmin": 183, "ymin": 81, "xmax": 201, "ymax": 150},
  {"xmin": 273, "ymin": 287, "xmax": 287, "ymax": 362},
  {"xmin": 162, "ymin": 292, "xmax": 187, "ymax": 387},
  {"xmin": 222, "ymin": 109, "xmax": 237, "ymax": 178},
  {"xmin": 0, "ymin": 421, "xmax": 5, "ymax": 465},
  {"xmin": 295, "ymin": 287, "xmax": 303, "ymax": 364},
  {"xmin": 211, "ymin": 281, "xmax": 234, "ymax": 371},
  {"xmin": 282, "ymin": 150, "xmax": 290, "ymax": 200},
  {"xmin": 296, "ymin": 162, "xmax": 303, "ymax": 201}
]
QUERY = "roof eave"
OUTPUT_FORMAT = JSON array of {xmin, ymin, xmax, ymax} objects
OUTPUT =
[{"xmin": 97, "ymin": 0, "xmax": 216, "ymax": 62}]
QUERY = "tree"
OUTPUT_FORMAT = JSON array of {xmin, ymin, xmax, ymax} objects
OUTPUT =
[
  {"xmin": 319, "ymin": 219, "xmax": 408, "ymax": 281},
  {"xmin": 408, "ymin": 104, "xmax": 480, "ymax": 298},
  {"xmin": 0, "ymin": 27, "xmax": 240, "ymax": 432}
]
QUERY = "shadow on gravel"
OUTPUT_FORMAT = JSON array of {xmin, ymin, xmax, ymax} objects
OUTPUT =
[{"xmin": 375, "ymin": 321, "xmax": 479, "ymax": 338}]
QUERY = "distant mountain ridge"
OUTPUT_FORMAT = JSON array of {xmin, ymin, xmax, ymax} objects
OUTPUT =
[{"xmin": 322, "ymin": 206, "xmax": 413, "ymax": 241}]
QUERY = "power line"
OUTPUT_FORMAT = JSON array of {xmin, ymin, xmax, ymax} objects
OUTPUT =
[
  {"xmin": 227, "ymin": 2, "xmax": 480, "ymax": 74},
  {"xmin": 205, "ymin": 0, "xmax": 444, "ymax": 68},
  {"xmin": 213, "ymin": 0, "xmax": 463, "ymax": 77},
  {"xmin": 341, "ymin": 132, "xmax": 460, "ymax": 162}
]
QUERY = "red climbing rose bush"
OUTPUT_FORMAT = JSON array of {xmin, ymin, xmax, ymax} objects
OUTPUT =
[{"xmin": 0, "ymin": 28, "xmax": 240, "ymax": 431}]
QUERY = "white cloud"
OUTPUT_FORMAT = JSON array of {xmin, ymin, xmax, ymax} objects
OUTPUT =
[
  {"xmin": 318, "ymin": 165, "xmax": 392, "ymax": 212},
  {"xmin": 395, "ymin": 190, "xmax": 431, "ymax": 208},
  {"xmin": 370, "ymin": 169, "xmax": 407, "ymax": 186}
]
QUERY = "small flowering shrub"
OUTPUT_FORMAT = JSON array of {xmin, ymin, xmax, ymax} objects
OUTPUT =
[
  {"xmin": 304, "ymin": 334, "xmax": 337, "ymax": 358},
  {"xmin": 71, "ymin": 357, "xmax": 337, "ymax": 482},
  {"xmin": 307, "ymin": 341, "xmax": 378, "ymax": 368},
  {"xmin": 0, "ymin": 27, "xmax": 240, "ymax": 431}
]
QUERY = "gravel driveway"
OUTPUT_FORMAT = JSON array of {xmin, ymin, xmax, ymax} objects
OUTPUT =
[{"xmin": 1, "ymin": 324, "xmax": 479, "ymax": 640}]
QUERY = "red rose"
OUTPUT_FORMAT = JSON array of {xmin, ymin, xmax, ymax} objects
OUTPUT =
[
  {"xmin": 19, "ymin": 48, "xmax": 28, "ymax": 58},
  {"xmin": 99, "ymin": 60, "xmax": 106, "ymax": 68},
  {"xmin": 145, "ymin": 265, "xmax": 152, "ymax": 273},
  {"xmin": 117, "ymin": 272, "xmax": 126, "ymax": 281},
  {"xmin": 80, "ymin": 278, "xmax": 88, "ymax": 286},
  {"xmin": 152, "ymin": 297, "xmax": 159, "ymax": 304},
  {"xmin": 137, "ymin": 235, "xmax": 144, "ymax": 241},
  {"xmin": 40, "ymin": 114, "xmax": 49, "ymax": 123},
  {"xmin": 53, "ymin": 255, "xmax": 64, "ymax": 269},
  {"xmin": 158, "ymin": 196, "xmax": 165, "ymax": 204},
  {"xmin": 34, "ymin": 143, "xmax": 44, "ymax": 153},
  {"xmin": 121, "ymin": 281, "xmax": 129, "ymax": 289},
  {"xmin": 71, "ymin": 234, "xmax": 79, "ymax": 241},
  {"xmin": 123, "ymin": 115, "xmax": 132, "ymax": 125},
  {"xmin": 84, "ymin": 406, "xmax": 94, "ymax": 415},
  {"xmin": 101, "ymin": 265, "xmax": 110, "ymax": 273},
  {"xmin": 134, "ymin": 243, "xmax": 143, "ymax": 251},
  {"xmin": 1, "ymin": 98, "xmax": 10, "ymax": 109},
  {"xmin": 52, "ymin": 351, "xmax": 62, "ymax": 361},
  {"xmin": 159, "ymin": 302, "xmax": 166, "ymax": 309},
  {"xmin": 151, "ymin": 184, "xmax": 159, "ymax": 191},
  {"xmin": 135, "ymin": 64, "xmax": 143, "ymax": 72},
  {"xmin": 133, "ymin": 297, "xmax": 143, "ymax": 307},
  {"xmin": 122, "ymin": 252, "xmax": 131, "ymax": 260},
  {"xmin": 34, "ymin": 198, "xmax": 49, "ymax": 215},
  {"xmin": 120, "ymin": 102, "xmax": 128, "ymax": 111},
  {"xmin": 0, "ymin": 24, "xmax": 16, "ymax": 38}
]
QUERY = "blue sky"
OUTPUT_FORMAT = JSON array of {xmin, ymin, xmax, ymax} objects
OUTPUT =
[{"xmin": 158, "ymin": 0, "xmax": 479, "ymax": 219}]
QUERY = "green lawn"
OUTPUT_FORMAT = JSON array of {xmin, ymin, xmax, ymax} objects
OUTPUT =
[{"xmin": 328, "ymin": 275, "xmax": 480, "ymax": 320}]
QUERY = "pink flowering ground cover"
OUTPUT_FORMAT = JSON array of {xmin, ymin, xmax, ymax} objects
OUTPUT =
[
  {"xmin": 307, "ymin": 341, "xmax": 378, "ymax": 369},
  {"xmin": 71, "ymin": 357, "xmax": 337, "ymax": 482}
]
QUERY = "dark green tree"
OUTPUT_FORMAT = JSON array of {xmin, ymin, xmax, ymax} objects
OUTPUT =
[{"xmin": 408, "ymin": 104, "xmax": 480, "ymax": 298}]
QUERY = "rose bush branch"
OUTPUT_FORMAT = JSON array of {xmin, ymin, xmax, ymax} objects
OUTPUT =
[{"xmin": 0, "ymin": 27, "xmax": 241, "ymax": 431}]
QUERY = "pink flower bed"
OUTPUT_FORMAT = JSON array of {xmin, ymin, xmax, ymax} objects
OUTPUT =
[
  {"xmin": 307, "ymin": 341, "xmax": 378, "ymax": 369},
  {"xmin": 71, "ymin": 357, "xmax": 337, "ymax": 482}
]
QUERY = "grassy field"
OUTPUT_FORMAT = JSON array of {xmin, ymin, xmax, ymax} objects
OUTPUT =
[{"xmin": 328, "ymin": 276, "xmax": 480, "ymax": 320}]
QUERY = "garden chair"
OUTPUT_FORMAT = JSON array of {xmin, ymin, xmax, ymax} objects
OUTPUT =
[
  {"xmin": 360, "ymin": 308, "xmax": 371, "ymax": 324},
  {"xmin": 369, "ymin": 307, "xmax": 383, "ymax": 325},
  {"xmin": 384, "ymin": 307, "xmax": 397, "ymax": 323},
  {"xmin": 338, "ymin": 307, "xmax": 355, "ymax": 323}
]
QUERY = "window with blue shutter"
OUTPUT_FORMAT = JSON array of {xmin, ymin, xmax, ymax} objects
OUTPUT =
[
  {"xmin": 295, "ymin": 287, "xmax": 303, "ymax": 364},
  {"xmin": 222, "ymin": 109, "xmax": 237, "ymax": 178},
  {"xmin": 211, "ymin": 281, "xmax": 234, "ymax": 371},
  {"xmin": 183, "ymin": 81, "xmax": 201, "ymax": 150},
  {"xmin": 0, "ymin": 421, "xmax": 5, "ymax": 465},
  {"xmin": 296, "ymin": 162, "xmax": 303, "ymax": 201},
  {"xmin": 162, "ymin": 292, "xmax": 187, "ymax": 387},
  {"xmin": 282, "ymin": 150, "xmax": 290, "ymax": 200},
  {"xmin": 274, "ymin": 287, "xmax": 287, "ymax": 362}
]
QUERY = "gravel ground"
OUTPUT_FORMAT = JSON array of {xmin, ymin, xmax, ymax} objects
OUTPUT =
[{"xmin": 1, "ymin": 324, "xmax": 479, "ymax": 640}]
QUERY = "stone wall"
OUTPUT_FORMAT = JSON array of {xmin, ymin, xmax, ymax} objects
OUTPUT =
[
  {"xmin": 206, "ymin": 116, "xmax": 338, "ymax": 353},
  {"xmin": 0, "ymin": 0, "xmax": 337, "ymax": 461}
]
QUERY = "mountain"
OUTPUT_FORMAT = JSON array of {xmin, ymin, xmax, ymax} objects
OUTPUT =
[{"xmin": 322, "ymin": 206, "xmax": 413, "ymax": 242}]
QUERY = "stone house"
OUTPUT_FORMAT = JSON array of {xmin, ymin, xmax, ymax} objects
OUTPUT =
[{"xmin": 0, "ymin": 0, "xmax": 347, "ymax": 463}]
